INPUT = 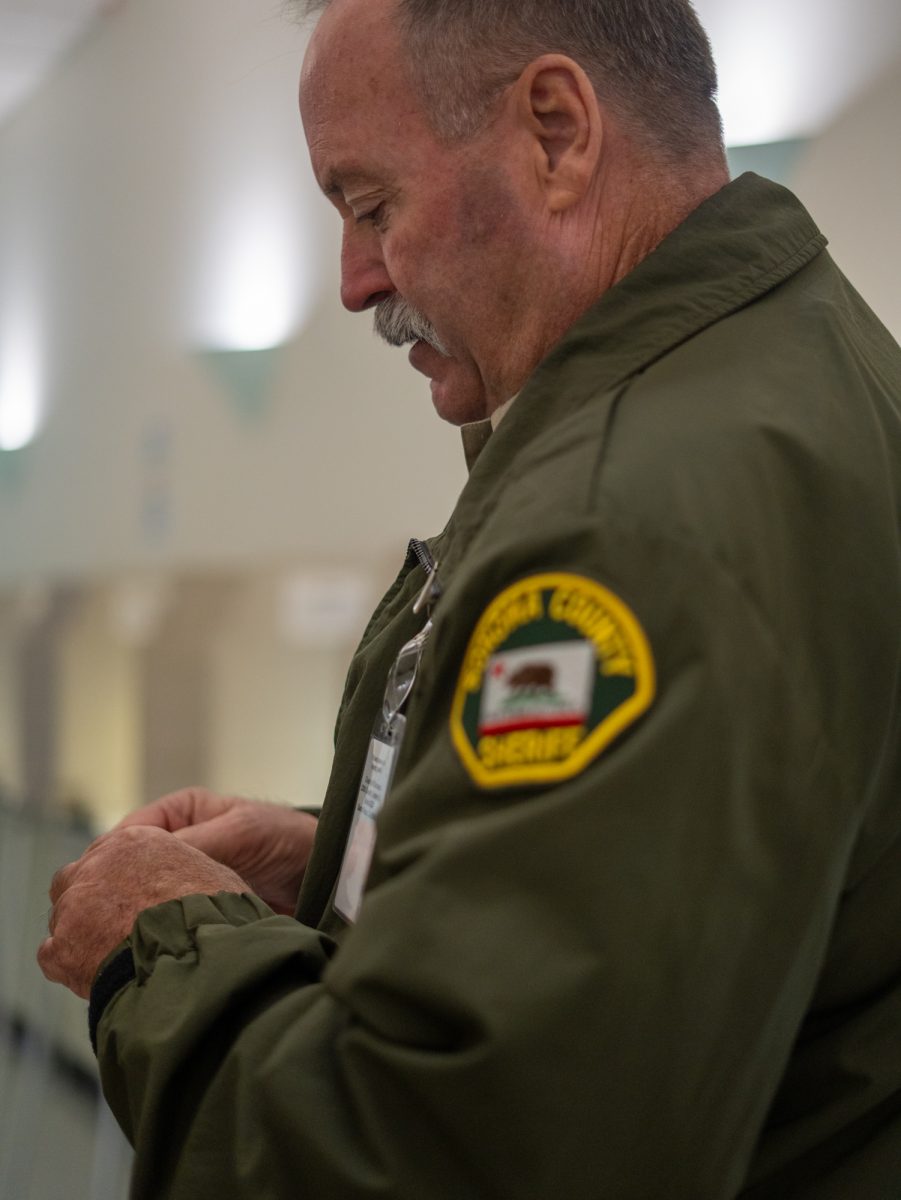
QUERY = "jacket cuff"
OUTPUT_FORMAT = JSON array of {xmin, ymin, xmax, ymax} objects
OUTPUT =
[
  {"xmin": 89, "ymin": 892, "xmax": 276, "ymax": 1056},
  {"xmin": 89, "ymin": 947, "xmax": 136, "ymax": 1054}
]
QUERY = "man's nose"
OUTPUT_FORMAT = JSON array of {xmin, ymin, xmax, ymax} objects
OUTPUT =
[{"xmin": 340, "ymin": 226, "xmax": 394, "ymax": 312}]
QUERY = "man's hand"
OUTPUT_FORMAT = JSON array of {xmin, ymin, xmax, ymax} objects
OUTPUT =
[
  {"xmin": 37, "ymin": 826, "xmax": 248, "ymax": 999},
  {"xmin": 115, "ymin": 788, "xmax": 319, "ymax": 915}
]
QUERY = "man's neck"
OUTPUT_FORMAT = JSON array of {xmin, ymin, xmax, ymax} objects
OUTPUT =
[{"xmin": 588, "ymin": 149, "xmax": 731, "ymax": 295}]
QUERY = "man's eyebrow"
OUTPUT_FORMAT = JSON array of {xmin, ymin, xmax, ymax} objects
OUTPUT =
[{"xmin": 321, "ymin": 166, "xmax": 380, "ymax": 199}]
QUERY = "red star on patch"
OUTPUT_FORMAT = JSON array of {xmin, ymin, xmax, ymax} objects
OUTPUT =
[{"xmin": 490, "ymin": 662, "xmax": 506, "ymax": 679}]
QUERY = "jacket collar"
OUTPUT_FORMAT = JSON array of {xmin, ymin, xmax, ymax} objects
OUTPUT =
[{"xmin": 451, "ymin": 173, "xmax": 826, "ymax": 512}]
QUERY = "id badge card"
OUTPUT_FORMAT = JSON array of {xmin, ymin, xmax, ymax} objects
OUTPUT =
[
  {"xmin": 333, "ymin": 712, "xmax": 406, "ymax": 924},
  {"xmin": 334, "ymin": 599, "xmax": 437, "ymax": 925}
]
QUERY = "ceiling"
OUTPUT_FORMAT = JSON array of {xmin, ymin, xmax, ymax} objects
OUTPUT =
[{"xmin": 0, "ymin": 0, "xmax": 899, "ymax": 145}]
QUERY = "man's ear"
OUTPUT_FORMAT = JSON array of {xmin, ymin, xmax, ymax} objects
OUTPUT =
[{"xmin": 514, "ymin": 55, "xmax": 603, "ymax": 213}]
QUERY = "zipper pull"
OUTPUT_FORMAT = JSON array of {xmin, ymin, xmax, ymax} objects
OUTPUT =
[
  {"xmin": 413, "ymin": 566, "xmax": 442, "ymax": 615},
  {"xmin": 408, "ymin": 538, "xmax": 443, "ymax": 616}
]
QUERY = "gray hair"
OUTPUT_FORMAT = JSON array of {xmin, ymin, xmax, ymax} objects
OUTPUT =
[
  {"xmin": 373, "ymin": 293, "xmax": 450, "ymax": 355},
  {"xmin": 291, "ymin": 0, "xmax": 724, "ymax": 166}
]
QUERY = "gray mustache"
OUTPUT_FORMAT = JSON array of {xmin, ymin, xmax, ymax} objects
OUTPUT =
[{"xmin": 373, "ymin": 294, "xmax": 449, "ymax": 356}]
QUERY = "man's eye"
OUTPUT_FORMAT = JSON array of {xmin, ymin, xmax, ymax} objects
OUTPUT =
[{"xmin": 357, "ymin": 203, "xmax": 387, "ymax": 231}]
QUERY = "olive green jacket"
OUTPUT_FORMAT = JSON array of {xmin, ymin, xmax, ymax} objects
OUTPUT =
[{"xmin": 95, "ymin": 175, "xmax": 901, "ymax": 1199}]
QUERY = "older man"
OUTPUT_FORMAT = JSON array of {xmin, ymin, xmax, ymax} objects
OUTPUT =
[{"xmin": 39, "ymin": 0, "xmax": 901, "ymax": 1197}]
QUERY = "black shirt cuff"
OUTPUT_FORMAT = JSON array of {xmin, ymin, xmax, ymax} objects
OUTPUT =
[{"xmin": 88, "ymin": 947, "xmax": 136, "ymax": 1055}]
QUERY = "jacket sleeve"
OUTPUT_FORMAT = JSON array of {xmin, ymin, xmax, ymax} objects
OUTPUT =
[{"xmin": 96, "ymin": 516, "xmax": 855, "ymax": 1200}]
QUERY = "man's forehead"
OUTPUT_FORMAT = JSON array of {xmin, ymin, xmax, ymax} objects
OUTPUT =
[
  {"xmin": 301, "ymin": 0, "xmax": 399, "ymax": 89},
  {"xmin": 300, "ymin": 1, "xmax": 405, "ymax": 149},
  {"xmin": 302, "ymin": 48, "xmax": 431, "ymax": 199}
]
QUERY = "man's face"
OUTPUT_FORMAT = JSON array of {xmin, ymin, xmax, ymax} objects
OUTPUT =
[{"xmin": 300, "ymin": 0, "xmax": 534, "ymax": 425}]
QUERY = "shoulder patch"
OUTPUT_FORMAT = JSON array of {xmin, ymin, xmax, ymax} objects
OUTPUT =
[{"xmin": 450, "ymin": 573, "xmax": 655, "ymax": 789}]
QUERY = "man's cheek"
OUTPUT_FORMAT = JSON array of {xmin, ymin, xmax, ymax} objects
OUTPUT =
[{"xmin": 454, "ymin": 168, "xmax": 522, "ymax": 248}]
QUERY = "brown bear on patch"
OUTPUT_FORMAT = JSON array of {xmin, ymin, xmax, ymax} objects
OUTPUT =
[{"xmin": 508, "ymin": 663, "xmax": 556, "ymax": 692}]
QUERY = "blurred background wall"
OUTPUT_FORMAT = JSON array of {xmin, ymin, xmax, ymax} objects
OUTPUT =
[{"xmin": 0, "ymin": 1, "xmax": 899, "ymax": 1197}]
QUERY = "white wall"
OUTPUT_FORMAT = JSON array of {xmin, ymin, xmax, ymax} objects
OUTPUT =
[
  {"xmin": 792, "ymin": 61, "xmax": 901, "ymax": 342},
  {"xmin": 0, "ymin": 0, "xmax": 466, "ymax": 587},
  {"xmin": 206, "ymin": 572, "xmax": 359, "ymax": 807},
  {"xmin": 0, "ymin": 601, "xmax": 22, "ymax": 796},
  {"xmin": 0, "ymin": 564, "xmax": 382, "ymax": 824},
  {"xmin": 57, "ymin": 588, "xmax": 141, "ymax": 825}
]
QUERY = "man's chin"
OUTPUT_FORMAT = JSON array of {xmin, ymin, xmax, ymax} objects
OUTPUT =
[{"xmin": 408, "ymin": 341, "xmax": 487, "ymax": 426}]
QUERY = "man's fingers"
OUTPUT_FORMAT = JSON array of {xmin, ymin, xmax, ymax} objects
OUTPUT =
[
  {"xmin": 38, "ymin": 939, "xmax": 90, "ymax": 1000},
  {"xmin": 47, "ymin": 881, "xmax": 87, "ymax": 936},
  {"xmin": 116, "ymin": 799, "xmax": 184, "ymax": 832},
  {"xmin": 172, "ymin": 812, "xmax": 239, "ymax": 863},
  {"xmin": 37, "ymin": 936, "xmax": 57, "ymax": 975},
  {"xmin": 37, "ymin": 936, "xmax": 65, "ymax": 985},
  {"xmin": 115, "ymin": 787, "xmax": 210, "ymax": 832},
  {"xmin": 115, "ymin": 788, "xmax": 236, "ymax": 833},
  {"xmin": 49, "ymin": 862, "xmax": 76, "ymax": 906},
  {"xmin": 38, "ymin": 824, "xmax": 249, "ymax": 1001}
]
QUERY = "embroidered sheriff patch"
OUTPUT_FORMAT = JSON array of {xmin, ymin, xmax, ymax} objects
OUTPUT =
[{"xmin": 451, "ymin": 573, "xmax": 655, "ymax": 788}]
